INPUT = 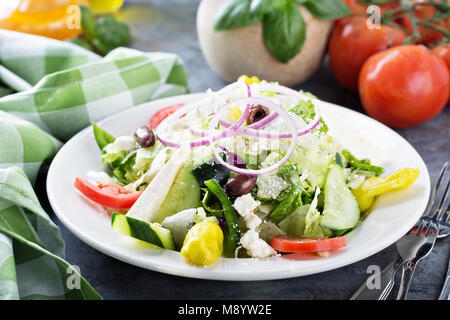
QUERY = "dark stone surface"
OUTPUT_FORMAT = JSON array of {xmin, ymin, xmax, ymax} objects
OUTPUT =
[{"xmin": 40, "ymin": 0, "xmax": 450, "ymax": 300}]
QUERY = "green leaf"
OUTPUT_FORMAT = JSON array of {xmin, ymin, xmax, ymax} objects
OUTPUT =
[
  {"xmin": 250, "ymin": 0, "xmax": 284, "ymax": 15},
  {"xmin": 262, "ymin": 1, "xmax": 306, "ymax": 63},
  {"xmin": 214, "ymin": 0, "xmax": 262, "ymax": 31},
  {"xmin": 301, "ymin": 0, "xmax": 351, "ymax": 20},
  {"xmin": 79, "ymin": 5, "xmax": 97, "ymax": 39},
  {"xmin": 289, "ymin": 100, "xmax": 328, "ymax": 136},
  {"xmin": 92, "ymin": 16, "xmax": 131, "ymax": 55},
  {"xmin": 92, "ymin": 122, "xmax": 115, "ymax": 151},
  {"xmin": 77, "ymin": 5, "xmax": 130, "ymax": 55}
]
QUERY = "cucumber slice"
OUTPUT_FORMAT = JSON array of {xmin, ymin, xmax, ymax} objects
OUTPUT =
[
  {"xmin": 111, "ymin": 212, "xmax": 175, "ymax": 250},
  {"xmin": 320, "ymin": 163, "xmax": 360, "ymax": 233},
  {"xmin": 153, "ymin": 166, "xmax": 202, "ymax": 223}
]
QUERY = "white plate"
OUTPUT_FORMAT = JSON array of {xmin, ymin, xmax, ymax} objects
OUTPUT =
[{"xmin": 47, "ymin": 93, "xmax": 430, "ymax": 281}]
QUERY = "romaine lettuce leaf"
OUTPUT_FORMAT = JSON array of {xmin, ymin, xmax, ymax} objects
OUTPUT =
[{"xmin": 289, "ymin": 100, "xmax": 328, "ymax": 136}]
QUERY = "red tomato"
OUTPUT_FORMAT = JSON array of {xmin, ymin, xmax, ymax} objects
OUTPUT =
[
  {"xmin": 270, "ymin": 235, "xmax": 346, "ymax": 253},
  {"xmin": 328, "ymin": 15, "xmax": 408, "ymax": 92},
  {"xmin": 74, "ymin": 177, "xmax": 142, "ymax": 209},
  {"xmin": 432, "ymin": 44, "xmax": 450, "ymax": 105},
  {"xmin": 359, "ymin": 45, "xmax": 449, "ymax": 128},
  {"xmin": 336, "ymin": 1, "xmax": 401, "ymax": 25},
  {"xmin": 401, "ymin": 0, "xmax": 450, "ymax": 45},
  {"xmin": 342, "ymin": 0, "xmax": 367, "ymax": 15},
  {"xmin": 149, "ymin": 103, "xmax": 185, "ymax": 129}
]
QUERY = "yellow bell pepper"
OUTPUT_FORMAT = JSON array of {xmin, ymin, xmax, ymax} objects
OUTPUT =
[
  {"xmin": 352, "ymin": 168, "xmax": 419, "ymax": 212},
  {"xmin": 238, "ymin": 75, "xmax": 260, "ymax": 84},
  {"xmin": 181, "ymin": 221, "xmax": 223, "ymax": 266}
]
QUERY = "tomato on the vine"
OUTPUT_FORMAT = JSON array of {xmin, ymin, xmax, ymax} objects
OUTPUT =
[
  {"xmin": 328, "ymin": 15, "xmax": 408, "ymax": 92},
  {"xmin": 401, "ymin": 0, "xmax": 450, "ymax": 45},
  {"xmin": 342, "ymin": 0, "xmax": 400, "ymax": 15},
  {"xmin": 359, "ymin": 45, "xmax": 449, "ymax": 128},
  {"xmin": 342, "ymin": 0, "xmax": 367, "ymax": 15},
  {"xmin": 432, "ymin": 44, "xmax": 450, "ymax": 105}
]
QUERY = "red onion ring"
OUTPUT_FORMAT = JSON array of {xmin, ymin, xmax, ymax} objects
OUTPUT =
[
  {"xmin": 208, "ymin": 97, "xmax": 298, "ymax": 176},
  {"xmin": 190, "ymin": 82, "xmax": 321, "ymax": 140},
  {"xmin": 156, "ymin": 82, "xmax": 248, "ymax": 148}
]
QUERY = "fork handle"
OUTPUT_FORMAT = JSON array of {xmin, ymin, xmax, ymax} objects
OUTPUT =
[
  {"xmin": 397, "ymin": 260, "xmax": 418, "ymax": 300},
  {"xmin": 350, "ymin": 256, "xmax": 402, "ymax": 300}
]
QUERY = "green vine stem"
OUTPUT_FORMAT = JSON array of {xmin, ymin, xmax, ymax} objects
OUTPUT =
[{"xmin": 373, "ymin": 0, "xmax": 450, "ymax": 45}]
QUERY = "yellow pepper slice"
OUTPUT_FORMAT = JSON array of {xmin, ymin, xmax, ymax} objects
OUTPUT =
[
  {"xmin": 352, "ymin": 168, "xmax": 420, "ymax": 212},
  {"xmin": 238, "ymin": 75, "xmax": 260, "ymax": 84},
  {"xmin": 181, "ymin": 221, "xmax": 223, "ymax": 266}
]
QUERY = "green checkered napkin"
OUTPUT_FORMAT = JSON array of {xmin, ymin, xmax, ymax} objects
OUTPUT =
[
  {"xmin": 0, "ymin": 167, "xmax": 101, "ymax": 300},
  {"xmin": 0, "ymin": 30, "xmax": 190, "ymax": 300}
]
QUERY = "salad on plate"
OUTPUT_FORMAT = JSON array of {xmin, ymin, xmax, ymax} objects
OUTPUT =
[{"xmin": 74, "ymin": 76, "xmax": 419, "ymax": 267}]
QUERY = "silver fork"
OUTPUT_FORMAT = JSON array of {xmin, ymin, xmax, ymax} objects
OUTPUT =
[
  {"xmin": 351, "ymin": 163, "xmax": 450, "ymax": 300},
  {"xmin": 395, "ymin": 165, "xmax": 450, "ymax": 299}
]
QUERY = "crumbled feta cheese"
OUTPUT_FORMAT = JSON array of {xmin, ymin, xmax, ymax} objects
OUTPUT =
[
  {"xmin": 239, "ymin": 230, "xmax": 277, "ymax": 258},
  {"xmin": 256, "ymin": 174, "xmax": 289, "ymax": 199},
  {"xmin": 245, "ymin": 213, "xmax": 262, "ymax": 230},
  {"xmin": 233, "ymin": 194, "xmax": 262, "ymax": 230},
  {"xmin": 104, "ymin": 136, "xmax": 136, "ymax": 153},
  {"xmin": 233, "ymin": 194, "xmax": 261, "ymax": 217}
]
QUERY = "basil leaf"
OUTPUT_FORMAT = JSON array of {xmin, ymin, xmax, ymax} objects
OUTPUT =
[
  {"xmin": 301, "ymin": 0, "xmax": 351, "ymax": 19},
  {"xmin": 92, "ymin": 16, "xmax": 131, "ymax": 55},
  {"xmin": 250, "ymin": 0, "xmax": 284, "ymax": 15},
  {"xmin": 262, "ymin": 1, "xmax": 306, "ymax": 63},
  {"xmin": 214, "ymin": 0, "xmax": 262, "ymax": 31},
  {"xmin": 79, "ymin": 5, "xmax": 96, "ymax": 39}
]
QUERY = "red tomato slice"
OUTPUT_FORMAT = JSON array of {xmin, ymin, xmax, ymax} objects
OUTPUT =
[
  {"xmin": 149, "ymin": 103, "xmax": 185, "ymax": 129},
  {"xmin": 270, "ymin": 235, "xmax": 346, "ymax": 253},
  {"xmin": 74, "ymin": 177, "xmax": 142, "ymax": 209}
]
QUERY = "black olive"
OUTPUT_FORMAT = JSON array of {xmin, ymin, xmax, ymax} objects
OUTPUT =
[
  {"xmin": 247, "ymin": 105, "xmax": 270, "ymax": 125},
  {"xmin": 224, "ymin": 174, "xmax": 257, "ymax": 198},
  {"xmin": 134, "ymin": 126, "xmax": 156, "ymax": 147}
]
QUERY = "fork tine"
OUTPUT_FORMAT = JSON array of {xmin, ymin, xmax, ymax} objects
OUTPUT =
[
  {"xmin": 423, "ymin": 178, "xmax": 450, "ymax": 236},
  {"xmin": 416, "ymin": 163, "xmax": 449, "ymax": 235},
  {"xmin": 443, "ymin": 201, "xmax": 450, "ymax": 226},
  {"xmin": 434, "ymin": 178, "xmax": 450, "ymax": 222},
  {"xmin": 425, "ymin": 162, "xmax": 448, "ymax": 217}
]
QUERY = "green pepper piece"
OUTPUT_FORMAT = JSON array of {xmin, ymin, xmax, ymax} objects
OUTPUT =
[
  {"xmin": 201, "ymin": 188, "xmax": 224, "ymax": 218},
  {"xmin": 92, "ymin": 122, "xmax": 115, "ymax": 151},
  {"xmin": 341, "ymin": 150, "xmax": 384, "ymax": 176},
  {"xmin": 204, "ymin": 179, "xmax": 240, "ymax": 257}
]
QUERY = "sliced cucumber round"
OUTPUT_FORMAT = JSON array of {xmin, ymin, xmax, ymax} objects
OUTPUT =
[{"xmin": 320, "ymin": 163, "xmax": 360, "ymax": 234}]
